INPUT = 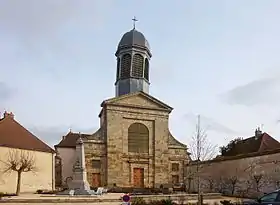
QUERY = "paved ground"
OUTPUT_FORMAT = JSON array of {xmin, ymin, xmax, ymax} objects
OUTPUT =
[
  {"xmin": 1, "ymin": 199, "xmax": 242, "ymax": 205},
  {"xmin": 3, "ymin": 193, "xmax": 124, "ymax": 199},
  {"xmin": 0, "ymin": 203, "xmax": 121, "ymax": 205},
  {"xmin": 0, "ymin": 193, "xmax": 242, "ymax": 204}
]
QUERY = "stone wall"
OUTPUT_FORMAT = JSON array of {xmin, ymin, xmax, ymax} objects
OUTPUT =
[
  {"xmin": 185, "ymin": 151, "xmax": 280, "ymax": 197},
  {"xmin": 84, "ymin": 140, "xmax": 106, "ymax": 187},
  {"xmin": 168, "ymin": 146, "xmax": 190, "ymax": 185}
]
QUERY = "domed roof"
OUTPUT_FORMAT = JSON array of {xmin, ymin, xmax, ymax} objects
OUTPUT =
[{"xmin": 117, "ymin": 29, "xmax": 150, "ymax": 51}]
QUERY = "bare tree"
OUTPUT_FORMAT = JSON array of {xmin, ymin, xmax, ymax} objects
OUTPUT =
[
  {"xmin": 270, "ymin": 160, "xmax": 280, "ymax": 189},
  {"xmin": 253, "ymin": 174, "xmax": 264, "ymax": 192},
  {"xmin": 243, "ymin": 159, "xmax": 266, "ymax": 194},
  {"xmin": 189, "ymin": 115, "xmax": 217, "ymax": 203},
  {"xmin": 226, "ymin": 167, "xmax": 241, "ymax": 195},
  {"xmin": 227, "ymin": 176, "xmax": 238, "ymax": 195},
  {"xmin": 0, "ymin": 150, "xmax": 37, "ymax": 195},
  {"xmin": 216, "ymin": 176, "xmax": 227, "ymax": 193},
  {"xmin": 189, "ymin": 115, "xmax": 217, "ymax": 161},
  {"xmin": 206, "ymin": 177, "xmax": 215, "ymax": 192}
]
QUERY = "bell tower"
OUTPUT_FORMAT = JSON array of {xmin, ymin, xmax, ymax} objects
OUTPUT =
[{"xmin": 115, "ymin": 17, "xmax": 152, "ymax": 97}]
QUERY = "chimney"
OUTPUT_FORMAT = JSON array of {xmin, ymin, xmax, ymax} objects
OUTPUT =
[
  {"xmin": 255, "ymin": 127, "xmax": 262, "ymax": 138},
  {"xmin": 3, "ymin": 111, "xmax": 14, "ymax": 119}
]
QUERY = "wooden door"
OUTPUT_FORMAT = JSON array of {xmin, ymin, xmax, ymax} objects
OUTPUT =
[
  {"xmin": 172, "ymin": 175, "xmax": 179, "ymax": 184},
  {"xmin": 133, "ymin": 168, "xmax": 144, "ymax": 188},
  {"xmin": 92, "ymin": 173, "xmax": 101, "ymax": 187}
]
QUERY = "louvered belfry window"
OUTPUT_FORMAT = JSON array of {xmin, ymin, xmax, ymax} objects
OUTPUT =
[
  {"xmin": 116, "ymin": 57, "xmax": 120, "ymax": 80},
  {"xmin": 132, "ymin": 54, "xmax": 144, "ymax": 78},
  {"xmin": 120, "ymin": 54, "xmax": 131, "ymax": 79},
  {"xmin": 144, "ymin": 58, "xmax": 149, "ymax": 81},
  {"xmin": 128, "ymin": 123, "xmax": 149, "ymax": 153}
]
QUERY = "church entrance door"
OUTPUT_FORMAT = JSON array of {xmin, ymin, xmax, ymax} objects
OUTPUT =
[
  {"xmin": 92, "ymin": 173, "xmax": 101, "ymax": 187},
  {"xmin": 133, "ymin": 168, "xmax": 144, "ymax": 188}
]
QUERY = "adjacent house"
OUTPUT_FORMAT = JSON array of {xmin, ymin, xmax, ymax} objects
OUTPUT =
[
  {"xmin": 186, "ymin": 128, "xmax": 280, "ymax": 197},
  {"xmin": 0, "ymin": 111, "xmax": 55, "ymax": 193}
]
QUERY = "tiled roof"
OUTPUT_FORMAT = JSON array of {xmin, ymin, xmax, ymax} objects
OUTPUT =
[
  {"xmin": 54, "ymin": 132, "xmax": 91, "ymax": 148},
  {"xmin": 0, "ymin": 112, "xmax": 54, "ymax": 153},
  {"xmin": 55, "ymin": 128, "xmax": 103, "ymax": 148},
  {"xmin": 221, "ymin": 132, "xmax": 280, "ymax": 157}
]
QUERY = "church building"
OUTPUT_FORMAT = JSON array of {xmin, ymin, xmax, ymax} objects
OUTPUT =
[{"xmin": 55, "ymin": 24, "xmax": 190, "ymax": 189}]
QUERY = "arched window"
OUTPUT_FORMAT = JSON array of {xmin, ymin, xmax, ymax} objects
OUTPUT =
[
  {"xmin": 116, "ymin": 57, "xmax": 120, "ymax": 80},
  {"xmin": 120, "ymin": 54, "xmax": 131, "ymax": 79},
  {"xmin": 128, "ymin": 123, "xmax": 149, "ymax": 153},
  {"xmin": 144, "ymin": 58, "xmax": 149, "ymax": 81},
  {"xmin": 132, "ymin": 54, "xmax": 144, "ymax": 78}
]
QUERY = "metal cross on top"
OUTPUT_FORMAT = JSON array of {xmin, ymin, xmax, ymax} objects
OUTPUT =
[{"xmin": 132, "ymin": 16, "xmax": 138, "ymax": 29}]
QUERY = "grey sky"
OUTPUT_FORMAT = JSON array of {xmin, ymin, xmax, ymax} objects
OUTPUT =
[{"xmin": 1, "ymin": 0, "xmax": 280, "ymax": 148}]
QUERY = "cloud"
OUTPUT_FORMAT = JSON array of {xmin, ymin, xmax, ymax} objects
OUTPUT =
[
  {"xmin": 220, "ymin": 76, "xmax": 280, "ymax": 106},
  {"xmin": 0, "ymin": 0, "xmax": 114, "ymax": 57},
  {"xmin": 0, "ymin": 82, "xmax": 14, "ymax": 102},
  {"xmin": 0, "ymin": 0, "xmax": 113, "ymax": 37},
  {"xmin": 183, "ymin": 112, "xmax": 238, "ymax": 135},
  {"xmin": 0, "ymin": 0, "xmax": 115, "ymax": 80},
  {"xmin": 30, "ymin": 126, "xmax": 97, "ymax": 148}
]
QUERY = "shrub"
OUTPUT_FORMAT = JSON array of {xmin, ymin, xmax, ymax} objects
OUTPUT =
[
  {"xmin": 220, "ymin": 200, "xmax": 232, "ymax": 205},
  {"xmin": 42, "ymin": 190, "xmax": 56, "ymax": 194},
  {"xmin": 36, "ymin": 189, "xmax": 57, "ymax": 194},
  {"xmin": 131, "ymin": 197, "xmax": 147, "ymax": 205},
  {"xmin": 130, "ymin": 196, "xmax": 178, "ymax": 205},
  {"xmin": 161, "ymin": 198, "xmax": 176, "ymax": 205},
  {"xmin": 36, "ymin": 189, "xmax": 43, "ymax": 194},
  {"xmin": 0, "ymin": 192, "xmax": 17, "ymax": 198}
]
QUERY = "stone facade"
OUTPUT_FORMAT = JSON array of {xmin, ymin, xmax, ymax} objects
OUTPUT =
[
  {"xmin": 56, "ymin": 92, "xmax": 190, "ymax": 189},
  {"xmin": 85, "ymin": 92, "xmax": 190, "ymax": 188},
  {"xmin": 185, "ymin": 149, "xmax": 280, "ymax": 197}
]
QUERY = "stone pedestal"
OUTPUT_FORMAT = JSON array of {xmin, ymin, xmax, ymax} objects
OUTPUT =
[{"xmin": 58, "ymin": 136, "xmax": 92, "ymax": 195}]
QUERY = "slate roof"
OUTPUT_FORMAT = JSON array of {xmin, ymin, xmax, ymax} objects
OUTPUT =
[
  {"xmin": 54, "ymin": 132, "xmax": 91, "ymax": 148},
  {"xmin": 221, "ymin": 132, "xmax": 280, "ymax": 157},
  {"xmin": 0, "ymin": 112, "xmax": 54, "ymax": 153}
]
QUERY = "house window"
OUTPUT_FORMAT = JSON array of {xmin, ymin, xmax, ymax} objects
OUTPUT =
[
  {"xmin": 172, "ymin": 175, "xmax": 179, "ymax": 184},
  {"xmin": 92, "ymin": 160, "xmax": 101, "ymax": 169},
  {"xmin": 172, "ymin": 163, "xmax": 179, "ymax": 171}
]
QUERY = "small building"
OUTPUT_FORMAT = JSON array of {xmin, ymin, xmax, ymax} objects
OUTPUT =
[
  {"xmin": 186, "ymin": 128, "xmax": 280, "ymax": 196},
  {"xmin": 0, "ymin": 111, "xmax": 55, "ymax": 193}
]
